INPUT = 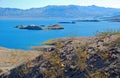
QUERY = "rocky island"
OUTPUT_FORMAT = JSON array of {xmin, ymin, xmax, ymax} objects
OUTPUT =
[
  {"xmin": 15, "ymin": 24, "xmax": 42, "ymax": 30},
  {"xmin": 73, "ymin": 19, "xmax": 100, "ymax": 22},
  {"xmin": 107, "ymin": 17, "xmax": 120, "ymax": 22},
  {"xmin": 15, "ymin": 24, "xmax": 64, "ymax": 30},
  {"xmin": 0, "ymin": 31, "xmax": 120, "ymax": 78},
  {"xmin": 58, "ymin": 21, "xmax": 76, "ymax": 24}
]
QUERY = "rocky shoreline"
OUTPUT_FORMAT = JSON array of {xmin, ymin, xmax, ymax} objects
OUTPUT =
[{"xmin": 0, "ymin": 33, "xmax": 120, "ymax": 78}]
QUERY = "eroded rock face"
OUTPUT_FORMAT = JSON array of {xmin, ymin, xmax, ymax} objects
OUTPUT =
[{"xmin": 1, "ymin": 34, "xmax": 120, "ymax": 78}]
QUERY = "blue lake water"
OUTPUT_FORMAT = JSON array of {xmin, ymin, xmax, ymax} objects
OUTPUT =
[{"xmin": 0, "ymin": 19, "xmax": 120, "ymax": 50}]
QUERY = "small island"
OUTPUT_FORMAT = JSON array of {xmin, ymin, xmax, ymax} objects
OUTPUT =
[
  {"xmin": 107, "ymin": 18, "xmax": 120, "ymax": 22},
  {"xmin": 15, "ymin": 24, "xmax": 64, "ymax": 30},
  {"xmin": 73, "ymin": 19, "xmax": 100, "ymax": 22},
  {"xmin": 58, "ymin": 21, "xmax": 76, "ymax": 24}
]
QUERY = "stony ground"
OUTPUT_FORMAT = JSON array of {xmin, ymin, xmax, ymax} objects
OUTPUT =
[
  {"xmin": 0, "ymin": 33, "xmax": 120, "ymax": 78},
  {"xmin": 0, "ymin": 47, "xmax": 39, "ymax": 75}
]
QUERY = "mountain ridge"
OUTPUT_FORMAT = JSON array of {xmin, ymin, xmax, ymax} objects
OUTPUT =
[{"xmin": 0, "ymin": 5, "xmax": 120, "ymax": 18}]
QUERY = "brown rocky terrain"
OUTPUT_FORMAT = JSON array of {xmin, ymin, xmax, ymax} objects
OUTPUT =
[
  {"xmin": 0, "ymin": 47, "xmax": 39, "ymax": 75},
  {"xmin": 0, "ymin": 32, "xmax": 120, "ymax": 78}
]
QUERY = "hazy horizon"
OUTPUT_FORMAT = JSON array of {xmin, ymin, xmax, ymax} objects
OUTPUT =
[
  {"xmin": 0, "ymin": 5, "xmax": 120, "ymax": 10},
  {"xmin": 0, "ymin": 0, "xmax": 120, "ymax": 9}
]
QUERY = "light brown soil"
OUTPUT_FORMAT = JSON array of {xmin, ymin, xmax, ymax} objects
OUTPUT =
[{"xmin": 0, "ymin": 47, "xmax": 39, "ymax": 73}]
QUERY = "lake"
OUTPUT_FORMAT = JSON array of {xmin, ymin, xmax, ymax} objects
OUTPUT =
[{"xmin": 0, "ymin": 18, "xmax": 120, "ymax": 50}]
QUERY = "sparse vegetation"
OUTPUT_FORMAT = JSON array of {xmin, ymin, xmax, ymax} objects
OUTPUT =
[
  {"xmin": 1, "ymin": 31, "xmax": 120, "ymax": 78},
  {"xmin": 75, "ymin": 48, "xmax": 87, "ymax": 71},
  {"xmin": 96, "ymin": 29, "xmax": 120, "ymax": 36},
  {"xmin": 42, "ymin": 39, "xmax": 56, "ymax": 45},
  {"xmin": 0, "ymin": 69, "xmax": 3, "ymax": 73}
]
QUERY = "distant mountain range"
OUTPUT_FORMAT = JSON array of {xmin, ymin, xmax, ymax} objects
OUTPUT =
[{"xmin": 0, "ymin": 5, "xmax": 120, "ymax": 18}]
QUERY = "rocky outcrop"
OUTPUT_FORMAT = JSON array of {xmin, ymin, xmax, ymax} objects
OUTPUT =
[
  {"xmin": 1, "ymin": 33, "xmax": 120, "ymax": 78},
  {"xmin": 32, "ymin": 46, "xmax": 56, "ymax": 52}
]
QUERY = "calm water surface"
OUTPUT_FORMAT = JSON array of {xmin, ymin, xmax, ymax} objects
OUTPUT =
[{"xmin": 0, "ymin": 19, "xmax": 120, "ymax": 49}]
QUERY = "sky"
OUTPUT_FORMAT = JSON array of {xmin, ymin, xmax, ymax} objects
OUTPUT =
[{"xmin": 0, "ymin": 0, "xmax": 120, "ymax": 9}]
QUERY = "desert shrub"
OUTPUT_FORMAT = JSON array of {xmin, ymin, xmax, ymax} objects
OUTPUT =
[
  {"xmin": 74, "ymin": 46, "xmax": 87, "ymax": 71},
  {"xmin": 0, "ymin": 69, "xmax": 3, "ymax": 73},
  {"xmin": 42, "ymin": 51, "xmax": 65, "ymax": 78}
]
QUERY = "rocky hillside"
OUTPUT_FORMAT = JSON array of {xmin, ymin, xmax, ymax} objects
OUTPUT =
[
  {"xmin": 0, "ymin": 32, "xmax": 120, "ymax": 78},
  {"xmin": 0, "ymin": 47, "xmax": 39, "ymax": 75}
]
